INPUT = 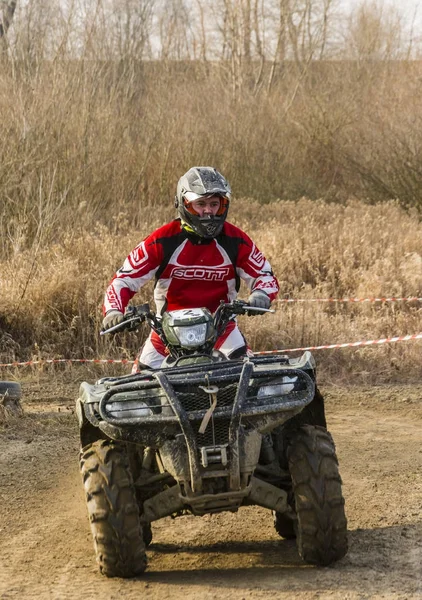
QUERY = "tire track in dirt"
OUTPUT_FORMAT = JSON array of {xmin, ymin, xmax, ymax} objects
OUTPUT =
[{"xmin": 0, "ymin": 385, "xmax": 421, "ymax": 599}]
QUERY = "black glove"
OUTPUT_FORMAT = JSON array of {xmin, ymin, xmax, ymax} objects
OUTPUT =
[
  {"xmin": 247, "ymin": 290, "xmax": 271, "ymax": 315},
  {"xmin": 102, "ymin": 310, "xmax": 124, "ymax": 332}
]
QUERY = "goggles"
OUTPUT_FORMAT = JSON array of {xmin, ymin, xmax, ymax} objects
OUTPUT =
[{"xmin": 183, "ymin": 194, "xmax": 229, "ymax": 216}]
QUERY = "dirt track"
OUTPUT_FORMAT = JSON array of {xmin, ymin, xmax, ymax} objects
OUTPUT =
[{"xmin": 0, "ymin": 379, "xmax": 421, "ymax": 599}]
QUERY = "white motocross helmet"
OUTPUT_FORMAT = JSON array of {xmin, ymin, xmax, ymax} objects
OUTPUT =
[{"xmin": 175, "ymin": 167, "xmax": 232, "ymax": 238}]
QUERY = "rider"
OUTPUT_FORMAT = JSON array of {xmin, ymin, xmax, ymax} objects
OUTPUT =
[{"xmin": 102, "ymin": 166, "xmax": 279, "ymax": 371}]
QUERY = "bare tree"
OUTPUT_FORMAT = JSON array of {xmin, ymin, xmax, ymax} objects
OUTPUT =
[
  {"xmin": 346, "ymin": 1, "xmax": 404, "ymax": 62},
  {"xmin": 318, "ymin": 0, "xmax": 332, "ymax": 59},
  {"xmin": 158, "ymin": 0, "xmax": 193, "ymax": 60},
  {"xmin": 195, "ymin": 0, "xmax": 208, "ymax": 61},
  {"xmin": 219, "ymin": 0, "xmax": 243, "ymax": 98},
  {"xmin": 266, "ymin": 0, "xmax": 289, "ymax": 92},
  {"xmin": 113, "ymin": 0, "xmax": 155, "ymax": 60},
  {"xmin": 242, "ymin": 0, "xmax": 251, "ymax": 60},
  {"xmin": 10, "ymin": 0, "xmax": 61, "ymax": 63}
]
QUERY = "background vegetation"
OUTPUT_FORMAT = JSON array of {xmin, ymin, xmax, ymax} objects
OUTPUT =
[
  {"xmin": 0, "ymin": 0, "xmax": 421, "ymax": 383},
  {"xmin": 1, "ymin": 198, "xmax": 421, "ymax": 384}
]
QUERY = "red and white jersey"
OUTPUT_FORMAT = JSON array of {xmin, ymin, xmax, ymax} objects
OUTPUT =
[{"xmin": 103, "ymin": 219, "xmax": 279, "ymax": 316}]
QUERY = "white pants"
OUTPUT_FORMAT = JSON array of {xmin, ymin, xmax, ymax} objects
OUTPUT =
[{"xmin": 133, "ymin": 323, "xmax": 249, "ymax": 372}]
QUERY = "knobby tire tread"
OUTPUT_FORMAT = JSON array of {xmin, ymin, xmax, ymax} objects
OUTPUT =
[
  {"xmin": 287, "ymin": 425, "xmax": 348, "ymax": 566},
  {"xmin": 273, "ymin": 490, "xmax": 297, "ymax": 539},
  {"xmin": 80, "ymin": 439, "xmax": 147, "ymax": 578}
]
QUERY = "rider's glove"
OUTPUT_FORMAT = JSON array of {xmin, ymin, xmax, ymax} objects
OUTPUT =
[
  {"xmin": 247, "ymin": 290, "xmax": 271, "ymax": 315},
  {"xmin": 101, "ymin": 310, "xmax": 124, "ymax": 332}
]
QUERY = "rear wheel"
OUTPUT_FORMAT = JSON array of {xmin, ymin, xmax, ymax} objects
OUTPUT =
[
  {"xmin": 287, "ymin": 425, "xmax": 348, "ymax": 565},
  {"xmin": 80, "ymin": 440, "xmax": 147, "ymax": 578},
  {"xmin": 273, "ymin": 491, "xmax": 296, "ymax": 539},
  {"xmin": 142, "ymin": 523, "xmax": 153, "ymax": 547}
]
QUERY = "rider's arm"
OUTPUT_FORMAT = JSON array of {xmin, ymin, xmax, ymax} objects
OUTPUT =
[
  {"xmin": 233, "ymin": 227, "xmax": 279, "ymax": 302},
  {"xmin": 103, "ymin": 228, "xmax": 165, "ymax": 316}
]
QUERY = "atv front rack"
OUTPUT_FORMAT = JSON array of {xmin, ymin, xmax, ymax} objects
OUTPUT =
[
  {"xmin": 81, "ymin": 354, "xmax": 315, "ymax": 425},
  {"xmin": 79, "ymin": 354, "xmax": 315, "ymax": 493}
]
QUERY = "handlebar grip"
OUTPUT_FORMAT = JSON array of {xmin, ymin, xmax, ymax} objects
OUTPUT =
[{"xmin": 100, "ymin": 316, "xmax": 143, "ymax": 335}]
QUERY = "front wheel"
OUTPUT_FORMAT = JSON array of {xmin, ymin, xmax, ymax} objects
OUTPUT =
[
  {"xmin": 80, "ymin": 440, "xmax": 147, "ymax": 578},
  {"xmin": 287, "ymin": 425, "xmax": 348, "ymax": 565}
]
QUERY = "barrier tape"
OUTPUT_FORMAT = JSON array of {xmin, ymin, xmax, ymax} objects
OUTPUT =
[
  {"xmin": 276, "ymin": 296, "xmax": 422, "ymax": 303},
  {"xmin": 253, "ymin": 332, "xmax": 422, "ymax": 355},
  {"xmin": 1, "ymin": 332, "xmax": 422, "ymax": 367},
  {"xmin": 0, "ymin": 358, "xmax": 135, "ymax": 368}
]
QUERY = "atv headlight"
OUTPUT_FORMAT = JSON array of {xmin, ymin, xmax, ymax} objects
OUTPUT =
[
  {"xmin": 173, "ymin": 323, "xmax": 207, "ymax": 347},
  {"xmin": 257, "ymin": 376, "xmax": 297, "ymax": 399},
  {"xmin": 162, "ymin": 308, "xmax": 216, "ymax": 349},
  {"xmin": 105, "ymin": 400, "xmax": 153, "ymax": 419}
]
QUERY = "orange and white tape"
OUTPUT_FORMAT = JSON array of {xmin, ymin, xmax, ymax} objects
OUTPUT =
[
  {"xmin": 0, "ymin": 358, "xmax": 135, "ymax": 368},
  {"xmin": 1, "ymin": 332, "xmax": 422, "ymax": 367},
  {"xmin": 254, "ymin": 332, "xmax": 422, "ymax": 354},
  {"xmin": 276, "ymin": 296, "xmax": 422, "ymax": 303}
]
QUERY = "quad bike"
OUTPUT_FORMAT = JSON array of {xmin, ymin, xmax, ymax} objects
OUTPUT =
[{"xmin": 76, "ymin": 300, "xmax": 347, "ymax": 577}]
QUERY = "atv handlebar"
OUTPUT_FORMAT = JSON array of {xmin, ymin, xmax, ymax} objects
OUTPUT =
[
  {"xmin": 213, "ymin": 300, "xmax": 274, "ymax": 337},
  {"xmin": 100, "ymin": 300, "xmax": 274, "ymax": 336},
  {"xmin": 100, "ymin": 303, "xmax": 156, "ymax": 336},
  {"xmin": 217, "ymin": 299, "xmax": 275, "ymax": 315}
]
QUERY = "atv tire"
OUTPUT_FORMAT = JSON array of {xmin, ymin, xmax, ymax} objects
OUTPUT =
[
  {"xmin": 0, "ymin": 381, "xmax": 23, "ymax": 415},
  {"xmin": 273, "ymin": 512, "xmax": 296, "ymax": 539},
  {"xmin": 0, "ymin": 381, "xmax": 22, "ymax": 399},
  {"xmin": 80, "ymin": 440, "xmax": 147, "ymax": 578},
  {"xmin": 142, "ymin": 523, "xmax": 153, "ymax": 547},
  {"xmin": 287, "ymin": 425, "xmax": 348, "ymax": 565},
  {"xmin": 273, "ymin": 491, "xmax": 297, "ymax": 539}
]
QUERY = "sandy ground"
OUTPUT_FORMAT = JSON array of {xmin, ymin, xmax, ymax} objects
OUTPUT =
[{"xmin": 0, "ymin": 378, "xmax": 421, "ymax": 600}]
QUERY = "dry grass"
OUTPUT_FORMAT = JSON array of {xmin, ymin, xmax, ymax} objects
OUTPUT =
[
  {"xmin": 2, "ymin": 197, "xmax": 422, "ymax": 384},
  {"xmin": 2, "ymin": 59, "xmax": 422, "ymax": 259},
  {"xmin": 1, "ymin": 5, "xmax": 422, "ymax": 385}
]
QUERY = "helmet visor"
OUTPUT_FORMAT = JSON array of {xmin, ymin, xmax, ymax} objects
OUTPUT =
[{"xmin": 183, "ymin": 194, "xmax": 229, "ymax": 216}]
